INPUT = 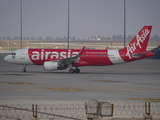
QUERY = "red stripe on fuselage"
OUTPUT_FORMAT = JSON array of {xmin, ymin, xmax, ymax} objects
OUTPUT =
[{"xmin": 28, "ymin": 49, "xmax": 114, "ymax": 66}]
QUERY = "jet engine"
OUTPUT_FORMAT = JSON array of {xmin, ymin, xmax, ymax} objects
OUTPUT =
[{"xmin": 44, "ymin": 61, "xmax": 66, "ymax": 71}]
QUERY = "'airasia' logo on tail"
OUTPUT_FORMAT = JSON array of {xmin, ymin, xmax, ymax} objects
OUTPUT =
[{"xmin": 126, "ymin": 29, "xmax": 150, "ymax": 59}]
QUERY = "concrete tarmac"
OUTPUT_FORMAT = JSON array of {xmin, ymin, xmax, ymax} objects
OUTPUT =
[{"xmin": 0, "ymin": 52, "xmax": 160, "ymax": 104}]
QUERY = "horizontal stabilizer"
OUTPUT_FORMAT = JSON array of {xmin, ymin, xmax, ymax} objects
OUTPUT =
[{"xmin": 132, "ymin": 52, "xmax": 148, "ymax": 58}]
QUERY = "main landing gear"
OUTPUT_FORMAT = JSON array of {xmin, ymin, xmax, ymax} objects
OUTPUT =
[
  {"xmin": 22, "ymin": 65, "xmax": 27, "ymax": 73},
  {"xmin": 69, "ymin": 68, "xmax": 80, "ymax": 74}
]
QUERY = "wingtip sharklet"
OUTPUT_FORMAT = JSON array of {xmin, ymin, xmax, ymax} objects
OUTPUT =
[{"xmin": 78, "ymin": 46, "xmax": 85, "ymax": 56}]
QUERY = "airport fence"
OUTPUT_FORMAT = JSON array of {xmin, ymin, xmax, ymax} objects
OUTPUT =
[{"xmin": 0, "ymin": 101, "xmax": 160, "ymax": 120}]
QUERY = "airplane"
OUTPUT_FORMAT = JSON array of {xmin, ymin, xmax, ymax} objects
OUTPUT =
[{"xmin": 4, "ymin": 26, "xmax": 154, "ymax": 73}]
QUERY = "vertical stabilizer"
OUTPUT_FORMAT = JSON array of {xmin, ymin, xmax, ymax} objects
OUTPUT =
[{"xmin": 122, "ymin": 26, "xmax": 152, "ymax": 59}]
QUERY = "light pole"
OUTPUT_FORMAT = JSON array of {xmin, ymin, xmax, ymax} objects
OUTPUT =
[
  {"xmin": 68, "ymin": 0, "xmax": 70, "ymax": 49},
  {"xmin": 20, "ymin": 0, "xmax": 22, "ymax": 49},
  {"xmin": 124, "ymin": 0, "xmax": 126, "ymax": 48}
]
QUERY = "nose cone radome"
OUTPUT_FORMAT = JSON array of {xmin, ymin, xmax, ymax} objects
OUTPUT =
[{"xmin": 4, "ymin": 55, "xmax": 9, "ymax": 62}]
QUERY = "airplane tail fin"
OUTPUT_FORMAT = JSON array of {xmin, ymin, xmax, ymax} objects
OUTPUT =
[{"xmin": 122, "ymin": 26, "xmax": 152, "ymax": 59}]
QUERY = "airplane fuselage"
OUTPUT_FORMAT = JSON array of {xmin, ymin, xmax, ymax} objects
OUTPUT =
[{"xmin": 4, "ymin": 48, "xmax": 153, "ymax": 66}]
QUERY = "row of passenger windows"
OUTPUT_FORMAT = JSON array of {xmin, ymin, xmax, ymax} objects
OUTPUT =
[
  {"xmin": 82, "ymin": 54, "xmax": 114, "ymax": 57},
  {"xmin": 82, "ymin": 54, "xmax": 108, "ymax": 57}
]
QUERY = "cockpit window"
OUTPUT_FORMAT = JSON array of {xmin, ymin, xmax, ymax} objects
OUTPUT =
[{"xmin": 10, "ymin": 53, "xmax": 16, "ymax": 55}]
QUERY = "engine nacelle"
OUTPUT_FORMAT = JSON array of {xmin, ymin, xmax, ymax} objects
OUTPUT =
[{"xmin": 43, "ymin": 61, "xmax": 59, "ymax": 71}]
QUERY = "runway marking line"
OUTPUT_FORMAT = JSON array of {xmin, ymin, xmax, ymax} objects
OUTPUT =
[
  {"xmin": 43, "ymin": 87, "xmax": 87, "ymax": 92},
  {"xmin": 90, "ymin": 80, "xmax": 122, "ymax": 82},
  {"xmin": 1, "ymin": 82, "xmax": 37, "ymax": 85}
]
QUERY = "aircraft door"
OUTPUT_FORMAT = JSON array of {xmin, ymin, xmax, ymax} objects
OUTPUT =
[{"xmin": 20, "ymin": 50, "xmax": 25, "ymax": 59}]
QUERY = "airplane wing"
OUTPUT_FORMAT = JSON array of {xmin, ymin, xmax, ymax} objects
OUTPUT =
[{"xmin": 54, "ymin": 46, "xmax": 85, "ymax": 65}]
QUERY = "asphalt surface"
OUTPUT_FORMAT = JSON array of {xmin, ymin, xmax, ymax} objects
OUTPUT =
[{"xmin": 0, "ymin": 52, "xmax": 160, "ymax": 104}]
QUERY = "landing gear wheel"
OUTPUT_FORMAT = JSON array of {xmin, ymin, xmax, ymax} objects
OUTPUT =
[
  {"xmin": 69, "ymin": 69, "xmax": 75, "ymax": 73},
  {"xmin": 22, "ymin": 69, "xmax": 26, "ymax": 73},
  {"xmin": 22, "ymin": 65, "xmax": 27, "ymax": 73},
  {"xmin": 75, "ymin": 68, "xmax": 80, "ymax": 73}
]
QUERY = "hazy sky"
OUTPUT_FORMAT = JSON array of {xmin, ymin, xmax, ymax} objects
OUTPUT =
[{"xmin": 0, "ymin": 0, "xmax": 160, "ymax": 39}]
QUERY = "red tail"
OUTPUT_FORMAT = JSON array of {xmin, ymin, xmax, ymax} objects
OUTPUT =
[{"xmin": 122, "ymin": 26, "xmax": 152, "ymax": 59}]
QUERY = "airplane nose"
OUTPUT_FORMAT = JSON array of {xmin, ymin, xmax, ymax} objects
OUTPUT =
[{"xmin": 4, "ymin": 55, "xmax": 9, "ymax": 62}]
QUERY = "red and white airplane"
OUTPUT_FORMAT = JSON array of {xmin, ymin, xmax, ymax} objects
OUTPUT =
[{"xmin": 4, "ymin": 26, "xmax": 154, "ymax": 73}]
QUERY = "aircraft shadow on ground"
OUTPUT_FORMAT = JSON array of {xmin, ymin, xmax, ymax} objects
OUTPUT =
[{"xmin": 0, "ymin": 71, "xmax": 158, "ymax": 76}]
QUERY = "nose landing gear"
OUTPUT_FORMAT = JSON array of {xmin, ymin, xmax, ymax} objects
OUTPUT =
[{"xmin": 22, "ymin": 65, "xmax": 27, "ymax": 73}]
